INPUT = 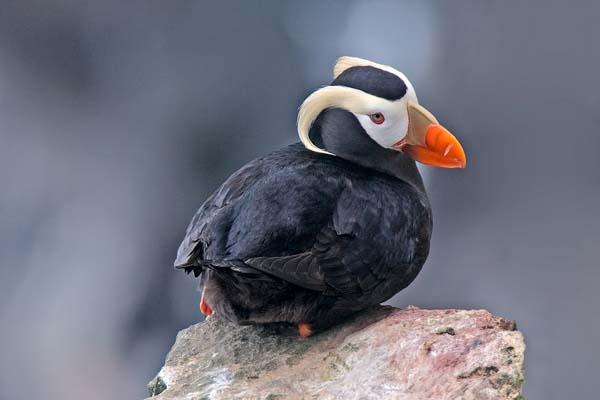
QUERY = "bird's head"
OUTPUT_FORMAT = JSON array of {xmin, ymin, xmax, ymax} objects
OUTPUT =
[{"xmin": 298, "ymin": 56, "xmax": 466, "ymax": 169}]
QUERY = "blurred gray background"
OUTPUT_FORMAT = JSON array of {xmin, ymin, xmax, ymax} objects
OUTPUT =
[{"xmin": 1, "ymin": 1, "xmax": 598, "ymax": 398}]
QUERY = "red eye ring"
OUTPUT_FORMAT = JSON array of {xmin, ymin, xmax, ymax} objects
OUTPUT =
[{"xmin": 369, "ymin": 112, "xmax": 385, "ymax": 125}]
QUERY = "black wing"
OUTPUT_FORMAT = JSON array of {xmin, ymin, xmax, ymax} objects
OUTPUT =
[
  {"xmin": 174, "ymin": 155, "xmax": 268, "ymax": 269},
  {"xmin": 243, "ymin": 183, "xmax": 430, "ymax": 296},
  {"xmin": 175, "ymin": 144, "xmax": 430, "ymax": 295},
  {"xmin": 175, "ymin": 144, "xmax": 345, "ymax": 270},
  {"xmin": 179, "ymin": 174, "xmax": 429, "ymax": 299}
]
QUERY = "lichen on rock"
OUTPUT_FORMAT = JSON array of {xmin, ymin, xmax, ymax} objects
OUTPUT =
[{"xmin": 147, "ymin": 306, "xmax": 525, "ymax": 400}]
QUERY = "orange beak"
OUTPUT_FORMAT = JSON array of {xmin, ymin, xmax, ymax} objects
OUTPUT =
[{"xmin": 392, "ymin": 101, "xmax": 467, "ymax": 169}]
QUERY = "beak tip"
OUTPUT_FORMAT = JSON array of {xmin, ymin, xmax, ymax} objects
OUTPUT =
[{"xmin": 456, "ymin": 150, "xmax": 467, "ymax": 169}]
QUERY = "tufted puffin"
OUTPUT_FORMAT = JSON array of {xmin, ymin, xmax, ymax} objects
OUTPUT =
[{"xmin": 175, "ymin": 57, "xmax": 466, "ymax": 337}]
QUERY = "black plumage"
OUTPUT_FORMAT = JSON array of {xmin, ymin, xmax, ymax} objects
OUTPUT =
[
  {"xmin": 175, "ymin": 62, "xmax": 436, "ymax": 334},
  {"xmin": 176, "ymin": 136, "xmax": 431, "ymax": 331},
  {"xmin": 332, "ymin": 66, "xmax": 408, "ymax": 100}
]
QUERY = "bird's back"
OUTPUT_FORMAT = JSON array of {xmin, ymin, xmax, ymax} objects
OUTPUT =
[{"xmin": 175, "ymin": 143, "xmax": 362, "ymax": 267}]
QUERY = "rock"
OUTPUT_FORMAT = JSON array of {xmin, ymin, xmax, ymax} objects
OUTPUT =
[{"xmin": 148, "ymin": 306, "xmax": 525, "ymax": 400}]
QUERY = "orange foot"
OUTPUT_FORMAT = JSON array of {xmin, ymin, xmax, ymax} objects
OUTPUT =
[
  {"xmin": 298, "ymin": 322, "xmax": 314, "ymax": 338},
  {"xmin": 199, "ymin": 292, "xmax": 213, "ymax": 316}
]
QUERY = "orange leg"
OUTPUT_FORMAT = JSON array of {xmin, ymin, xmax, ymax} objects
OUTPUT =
[
  {"xmin": 298, "ymin": 322, "xmax": 314, "ymax": 338},
  {"xmin": 199, "ymin": 291, "xmax": 213, "ymax": 316}
]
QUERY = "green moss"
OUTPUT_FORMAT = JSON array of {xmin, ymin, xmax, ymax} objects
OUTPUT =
[
  {"xmin": 322, "ymin": 351, "xmax": 350, "ymax": 374},
  {"xmin": 502, "ymin": 346, "xmax": 517, "ymax": 365},
  {"xmin": 494, "ymin": 372, "xmax": 525, "ymax": 398},
  {"xmin": 495, "ymin": 373, "xmax": 512, "ymax": 386},
  {"xmin": 147, "ymin": 376, "xmax": 167, "ymax": 397},
  {"xmin": 289, "ymin": 340, "xmax": 312, "ymax": 355},
  {"xmin": 341, "ymin": 342, "xmax": 361, "ymax": 352},
  {"xmin": 285, "ymin": 355, "xmax": 300, "ymax": 367},
  {"xmin": 263, "ymin": 359, "xmax": 279, "ymax": 372},
  {"xmin": 436, "ymin": 327, "xmax": 456, "ymax": 336},
  {"xmin": 265, "ymin": 394, "xmax": 283, "ymax": 400}
]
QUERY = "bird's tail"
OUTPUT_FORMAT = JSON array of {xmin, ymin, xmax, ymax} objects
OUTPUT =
[{"xmin": 175, "ymin": 259, "xmax": 264, "ymax": 278}]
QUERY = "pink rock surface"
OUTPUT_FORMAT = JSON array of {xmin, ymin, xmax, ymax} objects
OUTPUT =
[{"xmin": 148, "ymin": 306, "xmax": 525, "ymax": 400}]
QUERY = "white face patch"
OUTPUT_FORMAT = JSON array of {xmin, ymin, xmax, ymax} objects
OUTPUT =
[
  {"xmin": 353, "ymin": 82, "xmax": 418, "ymax": 149},
  {"xmin": 353, "ymin": 96, "xmax": 410, "ymax": 148},
  {"xmin": 297, "ymin": 56, "xmax": 420, "ymax": 155},
  {"xmin": 335, "ymin": 56, "xmax": 420, "ymax": 150}
]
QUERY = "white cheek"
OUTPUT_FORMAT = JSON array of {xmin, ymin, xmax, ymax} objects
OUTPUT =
[{"xmin": 354, "ymin": 109, "xmax": 408, "ymax": 148}]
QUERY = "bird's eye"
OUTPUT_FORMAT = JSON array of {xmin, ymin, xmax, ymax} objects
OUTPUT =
[{"xmin": 369, "ymin": 112, "xmax": 385, "ymax": 125}]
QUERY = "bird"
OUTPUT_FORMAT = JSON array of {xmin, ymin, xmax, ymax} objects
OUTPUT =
[{"xmin": 174, "ymin": 56, "xmax": 466, "ymax": 337}]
